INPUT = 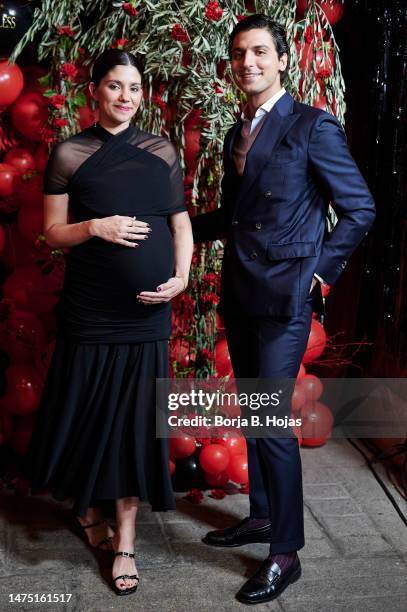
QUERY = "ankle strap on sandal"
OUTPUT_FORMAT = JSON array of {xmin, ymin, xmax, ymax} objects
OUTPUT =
[{"xmin": 115, "ymin": 551, "xmax": 135, "ymax": 558}]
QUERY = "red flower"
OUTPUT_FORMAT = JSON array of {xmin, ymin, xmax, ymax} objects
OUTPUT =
[
  {"xmin": 236, "ymin": 14, "xmax": 247, "ymax": 22},
  {"xmin": 53, "ymin": 117, "xmax": 69, "ymax": 129},
  {"xmin": 48, "ymin": 94, "xmax": 66, "ymax": 110},
  {"xmin": 41, "ymin": 127, "xmax": 56, "ymax": 143},
  {"xmin": 153, "ymin": 94, "xmax": 166, "ymax": 112},
  {"xmin": 211, "ymin": 82, "xmax": 223, "ymax": 94},
  {"xmin": 318, "ymin": 67, "xmax": 331, "ymax": 79},
  {"xmin": 112, "ymin": 38, "xmax": 129, "ymax": 49},
  {"xmin": 180, "ymin": 294, "xmax": 195, "ymax": 308},
  {"xmin": 60, "ymin": 62, "xmax": 78, "ymax": 80},
  {"xmin": 57, "ymin": 26, "xmax": 75, "ymax": 38},
  {"xmin": 201, "ymin": 292, "xmax": 220, "ymax": 305},
  {"xmin": 185, "ymin": 488, "xmax": 204, "ymax": 504},
  {"xmin": 210, "ymin": 489, "xmax": 226, "ymax": 499},
  {"xmin": 171, "ymin": 23, "xmax": 189, "ymax": 43},
  {"xmin": 200, "ymin": 348, "xmax": 214, "ymax": 362},
  {"xmin": 205, "ymin": 1, "xmax": 223, "ymax": 21},
  {"xmin": 122, "ymin": 2, "xmax": 138, "ymax": 17},
  {"xmin": 191, "ymin": 254, "xmax": 198, "ymax": 265},
  {"xmin": 78, "ymin": 47, "xmax": 86, "ymax": 56},
  {"xmin": 202, "ymin": 272, "xmax": 217, "ymax": 286}
]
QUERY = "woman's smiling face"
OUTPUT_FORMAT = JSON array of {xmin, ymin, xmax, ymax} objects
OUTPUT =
[{"xmin": 89, "ymin": 64, "xmax": 143, "ymax": 128}]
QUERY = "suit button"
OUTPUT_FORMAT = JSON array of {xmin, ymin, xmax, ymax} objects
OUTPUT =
[
  {"xmin": 250, "ymin": 251, "xmax": 258, "ymax": 260},
  {"xmin": 232, "ymin": 220, "xmax": 239, "ymax": 226},
  {"xmin": 264, "ymin": 190, "xmax": 272, "ymax": 198},
  {"xmin": 255, "ymin": 222, "xmax": 262, "ymax": 230}
]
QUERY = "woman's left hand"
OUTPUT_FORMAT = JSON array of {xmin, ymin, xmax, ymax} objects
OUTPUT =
[{"xmin": 136, "ymin": 276, "xmax": 187, "ymax": 305}]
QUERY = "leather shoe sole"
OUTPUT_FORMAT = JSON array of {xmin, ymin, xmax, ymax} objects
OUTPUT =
[{"xmin": 202, "ymin": 533, "xmax": 272, "ymax": 547}]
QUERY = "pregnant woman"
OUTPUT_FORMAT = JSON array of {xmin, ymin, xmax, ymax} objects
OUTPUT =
[{"xmin": 27, "ymin": 49, "xmax": 193, "ymax": 596}]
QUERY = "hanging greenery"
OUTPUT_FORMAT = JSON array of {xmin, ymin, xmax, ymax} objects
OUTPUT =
[{"xmin": 10, "ymin": 0, "xmax": 345, "ymax": 378}]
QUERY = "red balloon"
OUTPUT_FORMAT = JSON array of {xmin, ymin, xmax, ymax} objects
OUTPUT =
[
  {"xmin": 204, "ymin": 470, "xmax": 229, "ymax": 486},
  {"xmin": 10, "ymin": 413, "xmax": 37, "ymax": 455},
  {"xmin": 0, "ymin": 163, "xmax": 19, "ymax": 197},
  {"xmin": 11, "ymin": 92, "xmax": 48, "ymax": 141},
  {"xmin": 4, "ymin": 148, "xmax": 36, "ymax": 174},
  {"xmin": 0, "ymin": 224, "xmax": 5, "ymax": 255},
  {"xmin": 199, "ymin": 443, "xmax": 230, "ymax": 474},
  {"xmin": 297, "ymin": 374, "xmax": 324, "ymax": 401},
  {"xmin": 0, "ymin": 407, "xmax": 13, "ymax": 445},
  {"xmin": 226, "ymin": 453, "xmax": 249, "ymax": 484},
  {"xmin": 0, "ymin": 223, "xmax": 37, "ymax": 269},
  {"xmin": 0, "ymin": 310, "xmax": 46, "ymax": 364},
  {"xmin": 301, "ymin": 400, "xmax": 334, "ymax": 447},
  {"xmin": 0, "ymin": 60, "xmax": 24, "ymax": 108},
  {"xmin": 34, "ymin": 142, "xmax": 49, "ymax": 173},
  {"xmin": 304, "ymin": 319, "xmax": 327, "ymax": 363},
  {"xmin": 17, "ymin": 202, "xmax": 43, "ymax": 242},
  {"xmin": 297, "ymin": 0, "xmax": 343, "ymax": 24},
  {"xmin": 4, "ymin": 364, "xmax": 43, "ymax": 415},
  {"xmin": 297, "ymin": 363, "xmax": 306, "ymax": 379},
  {"xmin": 184, "ymin": 109, "xmax": 201, "ymax": 172},
  {"xmin": 3, "ymin": 266, "xmax": 46, "ymax": 312},
  {"xmin": 297, "ymin": 41, "xmax": 334, "ymax": 77},
  {"xmin": 15, "ymin": 174, "xmax": 44, "ymax": 209},
  {"xmin": 170, "ymin": 434, "xmax": 196, "ymax": 459},
  {"xmin": 220, "ymin": 434, "xmax": 247, "ymax": 457},
  {"xmin": 22, "ymin": 65, "xmax": 48, "ymax": 94},
  {"xmin": 169, "ymin": 459, "xmax": 176, "ymax": 475},
  {"xmin": 291, "ymin": 384, "xmax": 308, "ymax": 412},
  {"xmin": 215, "ymin": 335, "xmax": 233, "ymax": 377}
]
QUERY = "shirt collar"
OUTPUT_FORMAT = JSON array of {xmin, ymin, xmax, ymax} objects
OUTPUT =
[{"xmin": 241, "ymin": 87, "xmax": 286, "ymax": 121}]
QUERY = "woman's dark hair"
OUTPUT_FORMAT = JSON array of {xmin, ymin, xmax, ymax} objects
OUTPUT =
[
  {"xmin": 91, "ymin": 49, "xmax": 144, "ymax": 86},
  {"xmin": 229, "ymin": 14, "xmax": 290, "ymax": 83}
]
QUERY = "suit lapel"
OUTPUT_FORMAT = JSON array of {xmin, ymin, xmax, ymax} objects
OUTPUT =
[{"xmin": 226, "ymin": 92, "xmax": 300, "ymax": 209}]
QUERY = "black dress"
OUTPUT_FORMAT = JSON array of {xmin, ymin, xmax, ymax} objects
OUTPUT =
[{"xmin": 27, "ymin": 124, "xmax": 186, "ymax": 516}]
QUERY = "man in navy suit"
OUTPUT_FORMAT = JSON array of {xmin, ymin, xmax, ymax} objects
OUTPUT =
[{"xmin": 192, "ymin": 15, "xmax": 375, "ymax": 604}]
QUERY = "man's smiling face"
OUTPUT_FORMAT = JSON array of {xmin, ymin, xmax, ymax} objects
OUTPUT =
[{"xmin": 230, "ymin": 27, "xmax": 288, "ymax": 103}]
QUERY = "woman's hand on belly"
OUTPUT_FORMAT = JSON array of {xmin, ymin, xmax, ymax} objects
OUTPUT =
[
  {"xmin": 89, "ymin": 215, "xmax": 151, "ymax": 247},
  {"xmin": 136, "ymin": 276, "xmax": 187, "ymax": 304}
]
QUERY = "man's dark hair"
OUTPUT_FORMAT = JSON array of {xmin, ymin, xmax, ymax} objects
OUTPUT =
[{"xmin": 228, "ymin": 14, "xmax": 290, "ymax": 83}]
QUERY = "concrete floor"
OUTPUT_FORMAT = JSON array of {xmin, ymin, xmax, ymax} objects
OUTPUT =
[{"xmin": 0, "ymin": 438, "xmax": 406, "ymax": 611}]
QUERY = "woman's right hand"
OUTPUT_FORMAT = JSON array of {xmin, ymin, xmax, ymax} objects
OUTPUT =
[{"xmin": 89, "ymin": 215, "xmax": 151, "ymax": 247}]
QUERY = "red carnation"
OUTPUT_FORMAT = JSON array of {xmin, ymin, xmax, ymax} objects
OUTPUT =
[
  {"xmin": 48, "ymin": 94, "xmax": 66, "ymax": 110},
  {"xmin": 185, "ymin": 488, "xmax": 204, "ymax": 504},
  {"xmin": 202, "ymin": 273, "xmax": 217, "ymax": 286},
  {"xmin": 205, "ymin": 1, "xmax": 223, "ymax": 21},
  {"xmin": 58, "ymin": 26, "xmax": 75, "ymax": 38},
  {"xmin": 210, "ymin": 489, "xmax": 226, "ymax": 499},
  {"xmin": 153, "ymin": 94, "xmax": 166, "ymax": 112},
  {"xmin": 171, "ymin": 23, "xmax": 189, "ymax": 43},
  {"xmin": 201, "ymin": 292, "xmax": 220, "ymax": 305},
  {"xmin": 41, "ymin": 126, "xmax": 57, "ymax": 144},
  {"xmin": 200, "ymin": 348, "xmax": 214, "ymax": 362},
  {"xmin": 60, "ymin": 62, "xmax": 78, "ymax": 80},
  {"xmin": 122, "ymin": 2, "xmax": 138, "ymax": 16},
  {"xmin": 112, "ymin": 38, "xmax": 129, "ymax": 49},
  {"xmin": 53, "ymin": 117, "xmax": 69, "ymax": 129}
]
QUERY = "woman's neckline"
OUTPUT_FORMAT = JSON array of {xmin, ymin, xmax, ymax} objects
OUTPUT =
[{"xmin": 92, "ymin": 122, "xmax": 133, "ymax": 140}]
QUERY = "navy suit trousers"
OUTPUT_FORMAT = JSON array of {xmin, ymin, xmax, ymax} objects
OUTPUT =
[{"xmin": 224, "ymin": 287, "xmax": 316, "ymax": 554}]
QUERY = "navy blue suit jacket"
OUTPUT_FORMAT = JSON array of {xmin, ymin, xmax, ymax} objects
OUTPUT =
[{"xmin": 192, "ymin": 92, "xmax": 376, "ymax": 317}]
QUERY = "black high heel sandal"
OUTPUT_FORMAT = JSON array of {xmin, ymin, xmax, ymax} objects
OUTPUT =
[
  {"xmin": 113, "ymin": 551, "xmax": 139, "ymax": 596},
  {"xmin": 76, "ymin": 519, "xmax": 114, "ymax": 551}
]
